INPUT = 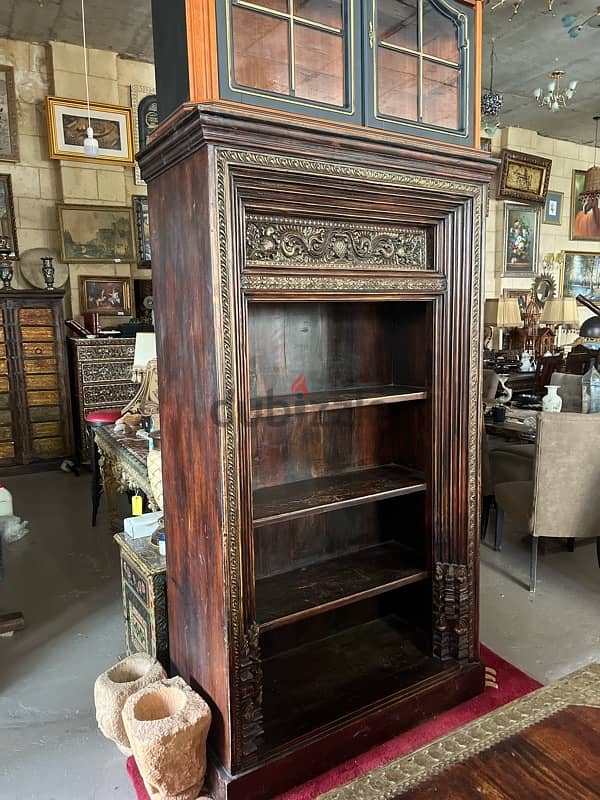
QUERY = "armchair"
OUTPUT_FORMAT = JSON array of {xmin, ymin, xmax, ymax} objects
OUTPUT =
[{"xmin": 494, "ymin": 412, "xmax": 600, "ymax": 591}]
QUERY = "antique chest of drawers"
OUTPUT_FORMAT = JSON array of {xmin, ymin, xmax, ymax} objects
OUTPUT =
[
  {"xmin": 0, "ymin": 290, "xmax": 73, "ymax": 472},
  {"xmin": 114, "ymin": 532, "xmax": 168, "ymax": 669},
  {"xmin": 69, "ymin": 337, "xmax": 137, "ymax": 462}
]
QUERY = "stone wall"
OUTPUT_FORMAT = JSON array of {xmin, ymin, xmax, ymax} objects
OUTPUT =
[{"xmin": 0, "ymin": 37, "xmax": 154, "ymax": 321}]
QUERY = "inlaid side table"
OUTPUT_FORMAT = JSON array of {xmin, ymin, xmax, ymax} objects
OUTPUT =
[{"xmin": 114, "ymin": 533, "xmax": 168, "ymax": 669}]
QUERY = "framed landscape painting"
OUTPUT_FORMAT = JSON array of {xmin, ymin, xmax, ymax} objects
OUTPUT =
[
  {"xmin": 561, "ymin": 251, "xmax": 600, "ymax": 302},
  {"xmin": 58, "ymin": 204, "xmax": 135, "ymax": 263},
  {"xmin": 46, "ymin": 97, "xmax": 134, "ymax": 165},
  {"xmin": 79, "ymin": 276, "xmax": 132, "ymax": 316},
  {"xmin": 570, "ymin": 170, "xmax": 600, "ymax": 241},
  {"xmin": 503, "ymin": 202, "xmax": 540, "ymax": 274}
]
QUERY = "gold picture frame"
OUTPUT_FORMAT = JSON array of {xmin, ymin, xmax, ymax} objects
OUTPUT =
[
  {"xmin": 569, "ymin": 169, "xmax": 600, "ymax": 241},
  {"xmin": 46, "ymin": 97, "xmax": 134, "ymax": 165},
  {"xmin": 79, "ymin": 276, "xmax": 132, "ymax": 316},
  {"xmin": 58, "ymin": 204, "xmax": 136, "ymax": 263},
  {"xmin": 497, "ymin": 149, "xmax": 552, "ymax": 204},
  {"xmin": 0, "ymin": 66, "xmax": 19, "ymax": 161}
]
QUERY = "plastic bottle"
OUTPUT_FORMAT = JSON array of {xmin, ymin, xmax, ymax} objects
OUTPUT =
[{"xmin": 0, "ymin": 484, "xmax": 13, "ymax": 516}]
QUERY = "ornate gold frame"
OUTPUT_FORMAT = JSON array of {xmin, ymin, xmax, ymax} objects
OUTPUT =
[
  {"xmin": 46, "ymin": 96, "xmax": 134, "ymax": 165},
  {"xmin": 497, "ymin": 149, "xmax": 552, "ymax": 204},
  {"xmin": 0, "ymin": 66, "xmax": 19, "ymax": 161},
  {"xmin": 78, "ymin": 275, "xmax": 133, "ymax": 316}
]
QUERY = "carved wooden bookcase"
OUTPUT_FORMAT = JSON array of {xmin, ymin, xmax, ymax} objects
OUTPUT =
[{"xmin": 140, "ymin": 103, "xmax": 494, "ymax": 799}]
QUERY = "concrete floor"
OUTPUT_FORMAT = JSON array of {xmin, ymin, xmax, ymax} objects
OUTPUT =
[{"xmin": 0, "ymin": 471, "xmax": 599, "ymax": 799}]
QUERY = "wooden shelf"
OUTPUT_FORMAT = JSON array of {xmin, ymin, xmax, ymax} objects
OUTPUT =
[
  {"xmin": 253, "ymin": 464, "xmax": 426, "ymax": 527},
  {"xmin": 251, "ymin": 385, "xmax": 428, "ymax": 418},
  {"xmin": 256, "ymin": 542, "xmax": 428, "ymax": 632},
  {"xmin": 261, "ymin": 614, "xmax": 444, "ymax": 750}
]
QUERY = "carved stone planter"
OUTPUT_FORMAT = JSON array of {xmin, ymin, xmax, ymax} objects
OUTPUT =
[
  {"xmin": 94, "ymin": 653, "xmax": 166, "ymax": 754},
  {"xmin": 122, "ymin": 676, "xmax": 212, "ymax": 800}
]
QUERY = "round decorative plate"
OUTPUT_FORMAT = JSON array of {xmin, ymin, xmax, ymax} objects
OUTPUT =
[{"xmin": 19, "ymin": 248, "xmax": 69, "ymax": 289}]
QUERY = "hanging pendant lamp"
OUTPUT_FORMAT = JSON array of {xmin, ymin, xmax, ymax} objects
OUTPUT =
[
  {"xmin": 481, "ymin": 39, "xmax": 503, "ymax": 137},
  {"xmin": 81, "ymin": 0, "xmax": 99, "ymax": 157},
  {"xmin": 579, "ymin": 116, "xmax": 600, "ymax": 210}
]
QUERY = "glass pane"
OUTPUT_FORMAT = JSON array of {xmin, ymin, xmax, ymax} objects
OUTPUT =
[
  {"xmin": 378, "ymin": 0, "xmax": 418, "ymax": 50},
  {"xmin": 422, "ymin": 0, "xmax": 460, "ymax": 62},
  {"xmin": 377, "ymin": 49, "xmax": 418, "ymax": 120},
  {"xmin": 294, "ymin": 0, "xmax": 343, "ymax": 29},
  {"xmin": 233, "ymin": 8, "xmax": 290, "ymax": 94},
  {"xmin": 295, "ymin": 26, "xmax": 344, "ymax": 105},
  {"xmin": 245, "ymin": 0, "xmax": 289, "ymax": 12},
  {"xmin": 422, "ymin": 60, "xmax": 459, "ymax": 128}
]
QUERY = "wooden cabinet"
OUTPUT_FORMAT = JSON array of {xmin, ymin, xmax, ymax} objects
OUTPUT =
[
  {"xmin": 151, "ymin": 0, "xmax": 482, "ymax": 145},
  {"xmin": 0, "ymin": 291, "xmax": 73, "ymax": 472},
  {"xmin": 139, "ymin": 105, "xmax": 495, "ymax": 799},
  {"xmin": 69, "ymin": 337, "xmax": 137, "ymax": 463}
]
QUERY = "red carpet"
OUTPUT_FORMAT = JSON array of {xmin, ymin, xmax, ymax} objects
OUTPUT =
[{"xmin": 127, "ymin": 645, "xmax": 540, "ymax": 800}]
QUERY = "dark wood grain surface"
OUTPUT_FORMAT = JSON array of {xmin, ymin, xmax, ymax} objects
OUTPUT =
[
  {"xmin": 396, "ymin": 705, "xmax": 600, "ymax": 799},
  {"xmin": 251, "ymin": 385, "xmax": 428, "ymax": 418}
]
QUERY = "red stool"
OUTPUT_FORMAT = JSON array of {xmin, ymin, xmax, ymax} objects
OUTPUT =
[{"xmin": 86, "ymin": 409, "xmax": 122, "ymax": 527}]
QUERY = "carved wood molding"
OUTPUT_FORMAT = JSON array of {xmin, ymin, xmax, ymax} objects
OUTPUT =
[
  {"xmin": 432, "ymin": 562, "xmax": 470, "ymax": 663},
  {"xmin": 239, "ymin": 623, "xmax": 264, "ymax": 761},
  {"xmin": 245, "ymin": 215, "xmax": 428, "ymax": 270},
  {"xmin": 240, "ymin": 274, "xmax": 447, "ymax": 293}
]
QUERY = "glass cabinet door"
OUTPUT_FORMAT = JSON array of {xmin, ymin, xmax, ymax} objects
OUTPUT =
[
  {"xmin": 366, "ymin": 0, "xmax": 473, "ymax": 144},
  {"xmin": 219, "ymin": 0, "xmax": 360, "ymax": 122}
]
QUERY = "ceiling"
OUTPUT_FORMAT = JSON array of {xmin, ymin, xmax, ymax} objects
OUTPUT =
[
  {"xmin": 482, "ymin": 0, "xmax": 600, "ymax": 145},
  {"xmin": 1, "ymin": 0, "xmax": 599, "ymax": 144}
]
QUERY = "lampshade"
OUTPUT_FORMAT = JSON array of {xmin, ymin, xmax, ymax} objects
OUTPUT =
[
  {"xmin": 539, "ymin": 297, "xmax": 580, "ymax": 327},
  {"xmin": 133, "ymin": 332, "xmax": 157, "ymax": 368},
  {"xmin": 484, "ymin": 298, "xmax": 522, "ymax": 327}
]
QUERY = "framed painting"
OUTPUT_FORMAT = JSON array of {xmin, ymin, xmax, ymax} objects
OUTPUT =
[
  {"xmin": 543, "ymin": 190, "xmax": 564, "ymax": 226},
  {"xmin": 133, "ymin": 195, "xmax": 152, "ymax": 267},
  {"xmin": 0, "ymin": 175, "xmax": 18, "ymax": 258},
  {"xmin": 561, "ymin": 251, "xmax": 600, "ymax": 302},
  {"xmin": 131, "ymin": 85, "xmax": 158, "ymax": 185},
  {"xmin": 570, "ymin": 169, "xmax": 600, "ymax": 241},
  {"xmin": 58, "ymin": 204, "xmax": 135, "ymax": 263},
  {"xmin": 79, "ymin": 276, "xmax": 132, "ymax": 316},
  {"xmin": 503, "ymin": 202, "xmax": 540, "ymax": 274},
  {"xmin": 0, "ymin": 66, "xmax": 19, "ymax": 161},
  {"xmin": 497, "ymin": 149, "xmax": 552, "ymax": 204},
  {"xmin": 503, "ymin": 289, "xmax": 529, "ymax": 322},
  {"xmin": 46, "ymin": 97, "xmax": 134, "ymax": 165}
]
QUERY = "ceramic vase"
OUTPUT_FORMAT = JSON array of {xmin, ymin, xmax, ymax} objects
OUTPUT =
[
  {"xmin": 122, "ymin": 676, "xmax": 212, "ymax": 800},
  {"xmin": 94, "ymin": 653, "xmax": 166, "ymax": 754},
  {"xmin": 497, "ymin": 374, "xmax": 512, "ymax": 405},
  {"xmin": 542, "ymin": 384, "xmax": 562, "ymax": 413}
]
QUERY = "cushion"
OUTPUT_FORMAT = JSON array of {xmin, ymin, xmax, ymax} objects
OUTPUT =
[{"xmin": 86, "ymin": 408, "xmax": 122, "ymax": 425}]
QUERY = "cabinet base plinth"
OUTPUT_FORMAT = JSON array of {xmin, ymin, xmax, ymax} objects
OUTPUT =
[{"xmin": 207, "ymin": 661, "xmax": 485, "ymax": 800}]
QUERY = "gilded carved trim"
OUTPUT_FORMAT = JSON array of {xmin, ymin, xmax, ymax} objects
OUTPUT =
[
  {"xmin": 245, "ymin": 215, "xmax": 428, "ymax": 270},
  {"xmin": 433, "ymin": 562, "xmax": 470, "ymax": 663},
  {"xmin": 215, "ymin": 146, "xmax": 484, "ymax": 766},
  {"xmin": 319, "ymin": 664, "xmax": 600, "ymax": 800},
  {"xmin": 241, "ymin": 274, "xmax": 447, "ymax": 293}
]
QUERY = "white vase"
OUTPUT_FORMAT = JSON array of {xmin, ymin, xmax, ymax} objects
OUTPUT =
[
  {"xmin": 497, "ymin": 374, "xmax": 512, "ymax": 405},
  {"xmin": 543, "ymin": 384, "xmax": 562, "ymax": 413}
]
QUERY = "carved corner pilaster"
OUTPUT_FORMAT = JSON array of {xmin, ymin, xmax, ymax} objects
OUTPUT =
[
  {"xmin": 239, "ymin": 622, "xmax": 264, "ymax": 762},
  {"xmin": 433, "ymin": 562, "xmax": 470, "ymax": 663}
]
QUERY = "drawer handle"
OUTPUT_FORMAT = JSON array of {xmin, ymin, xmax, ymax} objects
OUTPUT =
[{"xmin": 34, "ymin": 347, "xmax": 42, "ymax": 354}]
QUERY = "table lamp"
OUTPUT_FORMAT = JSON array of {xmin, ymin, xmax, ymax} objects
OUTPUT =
[
  {"xmin": 539, "ymin": 297, "xmax": 580, "ymax": 329},
  {"xmin": 131, "ymin": 333, "xmax": 157, "ymax": 383},
  {"xmin": 484, "ymin": 298, "xmax": 522, "ymax": 348}
]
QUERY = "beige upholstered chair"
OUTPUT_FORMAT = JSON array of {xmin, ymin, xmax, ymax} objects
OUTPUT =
[
  {"xmin": 481, "ymin": 434, "xmax": 535, "ymax": 542},
  {"xmin": 495, "ymin": 412, "xmax": 600, "ymax": 591},
  {"xmin": 549, "ymin": 373, "xmax": 582, "ymax": 413}
]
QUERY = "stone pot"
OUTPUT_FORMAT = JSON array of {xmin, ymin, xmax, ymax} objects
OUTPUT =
[
  {"xmin": 122, "ymin": 676, "xmax": 212, "ymax": 800},
  {"xmin": 94, "ymin": 653, "xmax": 166, "ymax": 754}
]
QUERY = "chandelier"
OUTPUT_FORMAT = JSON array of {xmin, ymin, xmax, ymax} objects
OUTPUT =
[
  {"xmin": 480, "ymin": 39, "xmax": 503, "ymax": 136},
  {"xmin": 533, "ymin": 70, "xmax": 577, "ymax": 112},
  {"xmin": 491, "ymin": 0, "xmax": 554, "ymax": 21},
  {"xmin": 562, "ymin": 6, "xmax": 600, "ymax": 37}
]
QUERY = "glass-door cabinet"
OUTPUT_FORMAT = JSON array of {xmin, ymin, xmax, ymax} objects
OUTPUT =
[{"xmin": 217, "ymin": 0, "xmax": 476, "ymax": 144}]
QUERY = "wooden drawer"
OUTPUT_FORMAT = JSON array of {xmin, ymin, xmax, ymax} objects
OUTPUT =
[
  {"xmin": 0, "ymin": 393, "xmax": 10, "ymax": 410},
  {"xmin": 32, "ymin": 437, "xmax": 65, "ymax": 457},
  {"xmin": 0, "ymin": 442, "xmax": 15, "ymax": 459},
  {"xmin": 19, "ymin": 308, "xmax": 54, "ymax": 325},
  {"xmin": 32, "ymin": 421, "xmax": 63, "ymax": 438},
  {"xmin": 0, "ymin": 409, "xmax": 12, "ymax": 425},
  {"xmin": 0, "ymin": 325, "xmax": 4, "ymax": 343},
  {"xmin": 0, "ymin": 376, "xmax": 8, "ymax": 392},
  {"xmin": 21, "ymin": 327, "xmax": 55, "ymax": 342},
  {"xmin": 24, "ymin": 358, "xmax": 57, "ymax": 375},
  {"xmin": 27, "ymin": 390, "xmax": 59, "ymax": 406},
  {"xmin": 22, "ymin": 342, "xmax": 56, "ymax": 357},
  {"xmin": 30, "ymin": 405, "xmax": 60, "ymax": 422},
  {"xmin": 0, "ymin": 358, "xmax": 8, "ymax": 375},
  {"xmin": 0, "ymin": 425, "xmax": 13, "ymax": 442},
  {"xmin": 26, "ymin": 373, "xmax": 58, "ymax": 391}
]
